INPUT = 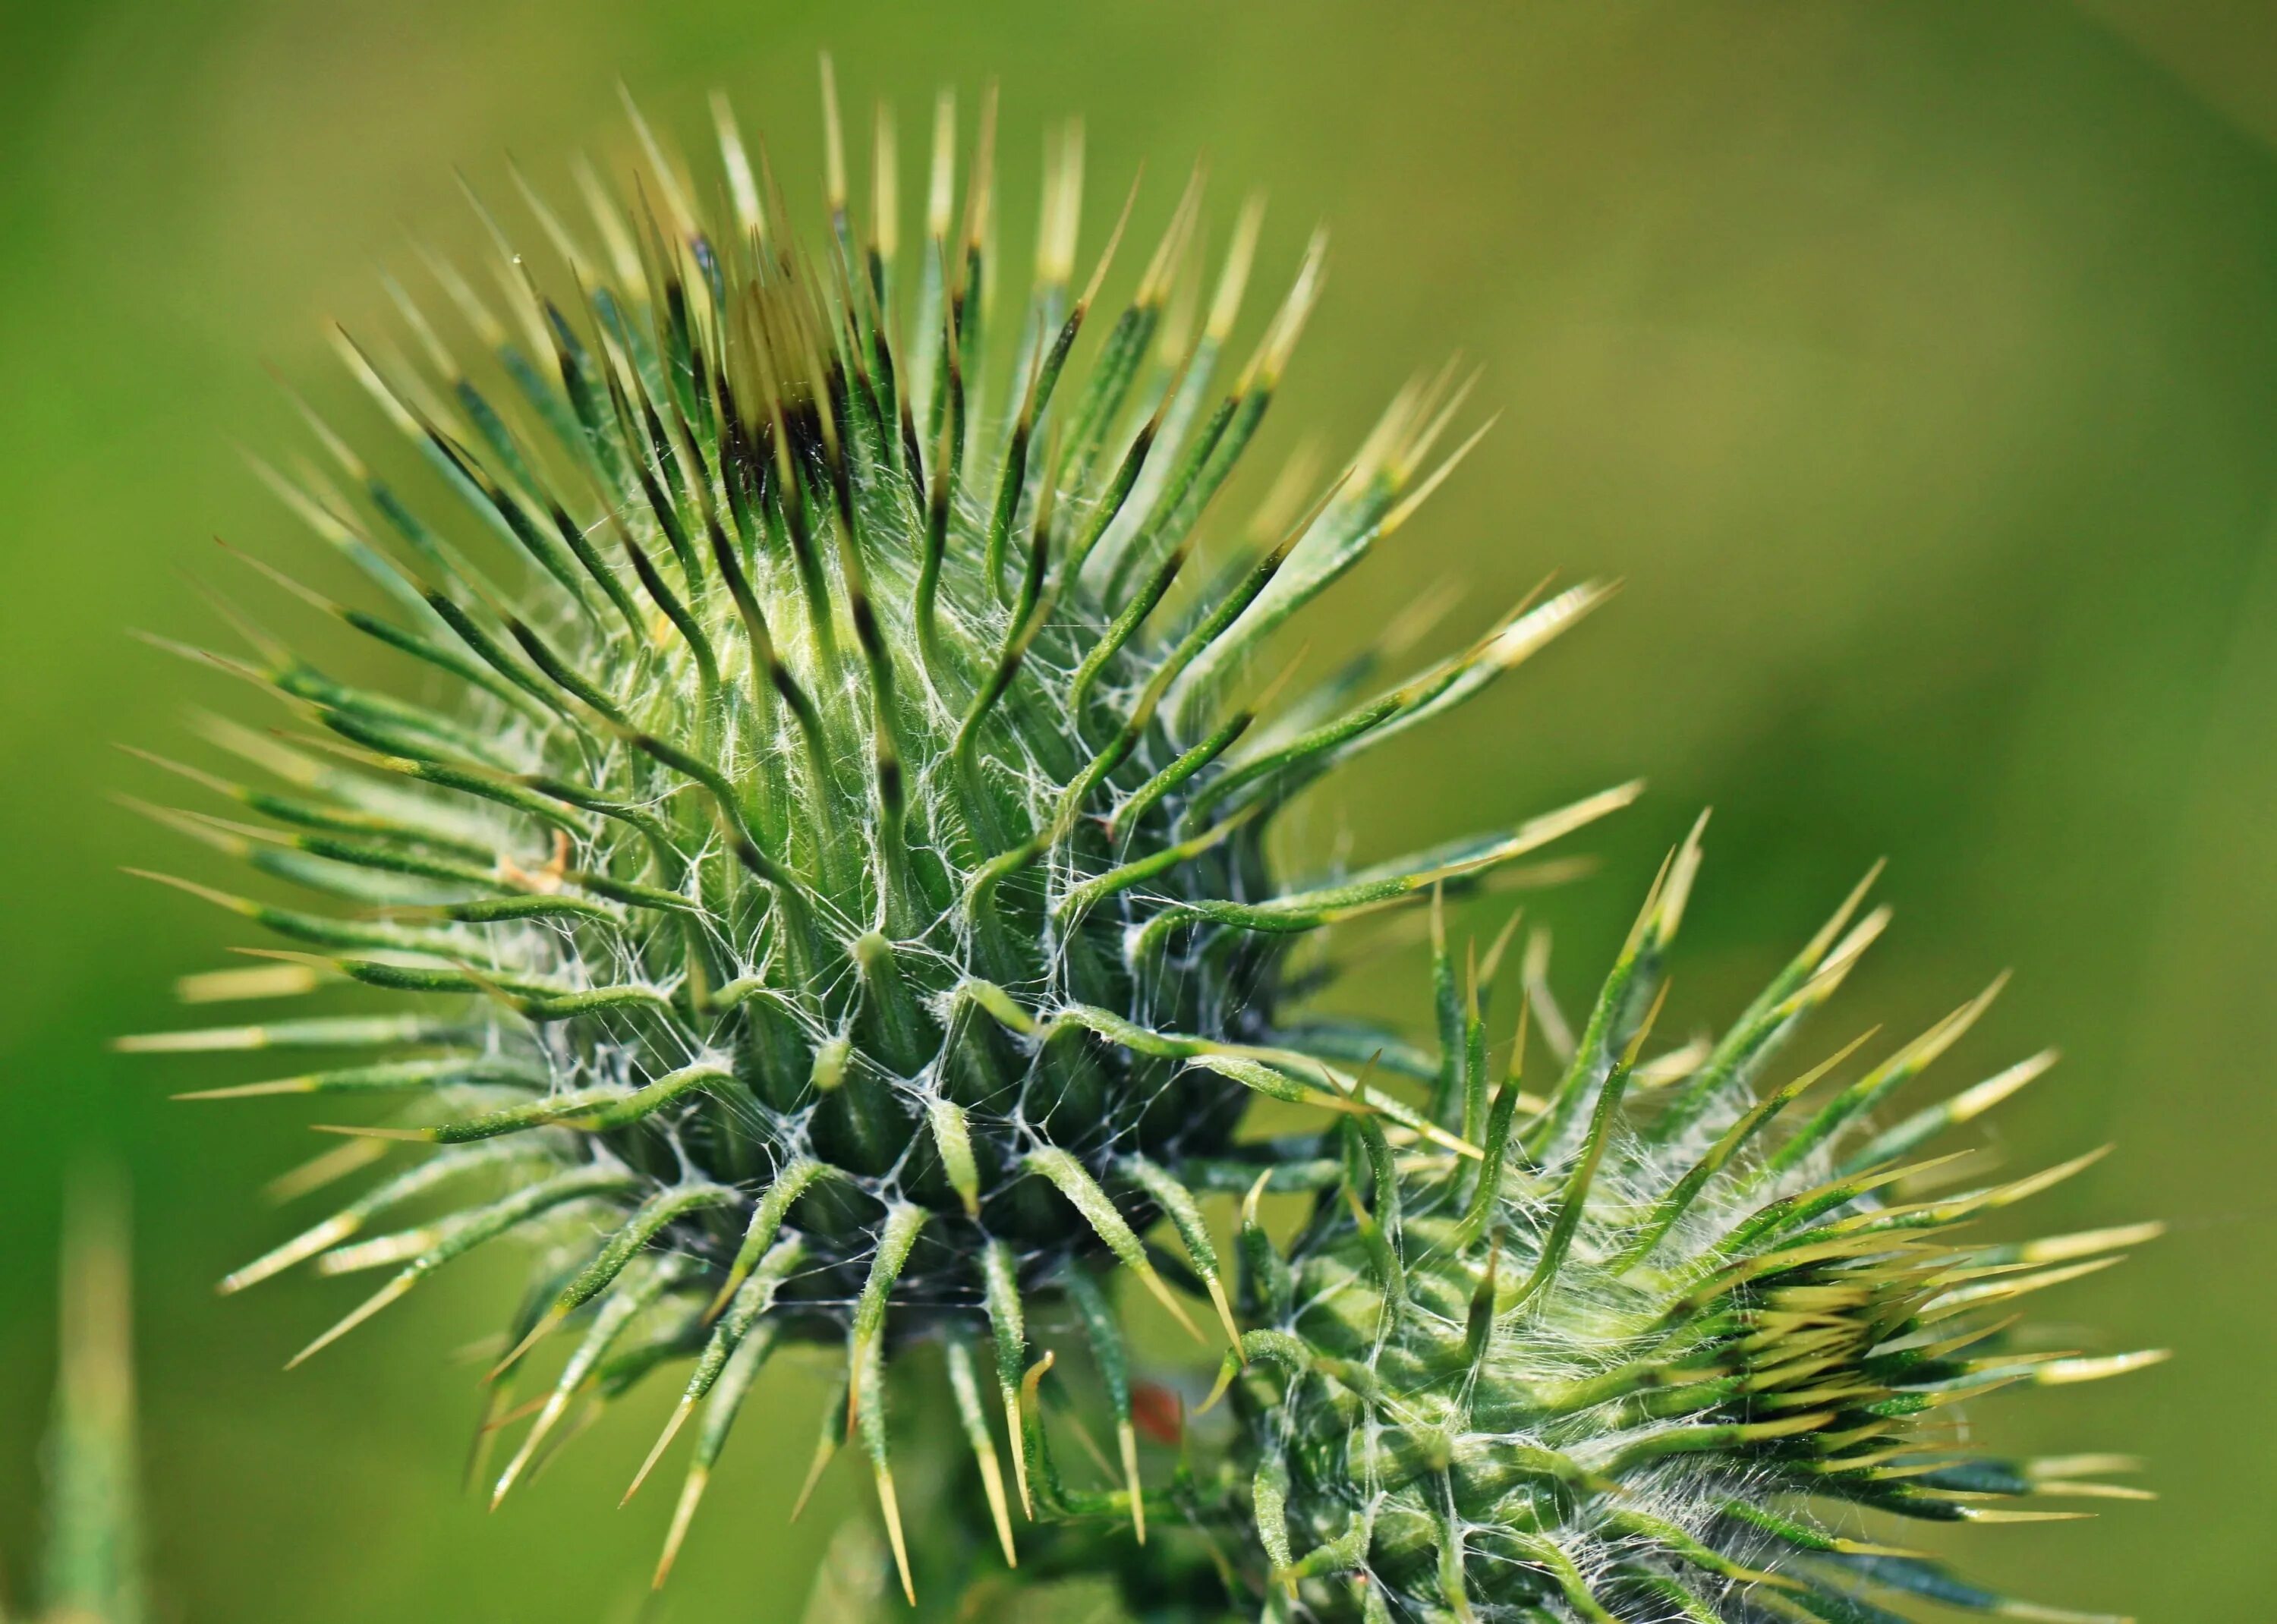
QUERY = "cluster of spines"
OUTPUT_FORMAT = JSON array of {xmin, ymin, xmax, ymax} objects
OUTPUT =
[
  {"xmin": 115, "ymin": 61, "xmax": 1639, "ymax": 1603},
  {"xmin": 968, "ymin": 822, "xmax": 2158, "ymax": 1624}
]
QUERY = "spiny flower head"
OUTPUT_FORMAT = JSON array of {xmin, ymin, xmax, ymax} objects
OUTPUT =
[
  {"xmin": 116, "ymin": 62, "xmax": 1628, "ymax": 1594},
  {"xmin": 1001, "ymin": 826, "xmax": 2157, "ymax": 1623}
]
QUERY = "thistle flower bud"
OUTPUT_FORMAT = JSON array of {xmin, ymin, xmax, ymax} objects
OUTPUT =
[
  {"xmin": 118, "ymin": 65, "xmax": 1625, "ymax": 1591},
  {"xmin": 1009, "ymin": 825, "xmax": 2155, "ymax": 1624}
]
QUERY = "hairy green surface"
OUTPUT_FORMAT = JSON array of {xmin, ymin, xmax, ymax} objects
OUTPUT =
[
  {"xmin": 115, "ymin": 65, "xmax": 1625, "ymax": 1597},
  {"xmin": 987, "ymin": 836, "xmax": 2156, "ymax": 1623}
]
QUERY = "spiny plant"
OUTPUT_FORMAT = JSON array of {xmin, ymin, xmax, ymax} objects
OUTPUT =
[
  {"xmin": 115, "ymin": 61, "xmax": 1631, "ymax": 1597},
  {"xmin": 8, "ymin": 1178, "xmax": 145, "ymax": 1624},
  {"xmin": 985, "ymin": 829, "xmax": 2160, "ymax": 1623}
]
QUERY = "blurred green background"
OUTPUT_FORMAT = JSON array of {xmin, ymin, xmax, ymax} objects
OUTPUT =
[{"xmin": 4, "ymin": 1, "xmax": 2274, "ymax": 1619}]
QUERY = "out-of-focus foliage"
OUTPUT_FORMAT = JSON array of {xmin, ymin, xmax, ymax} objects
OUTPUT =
[
  {"xmin": 8, "ymin": 1178, "xmax": 143, "ymax": 1624},
  {"xmin": 2, "ymin": 3, "xmax": 2270, "ymax": 1621}
]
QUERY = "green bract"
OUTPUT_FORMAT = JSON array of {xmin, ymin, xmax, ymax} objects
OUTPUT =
[
  {"xmin": 11, "ymin": 1180, "xmax": 145, "ymax": 1624},
  {"xmin": 120, "ymin": 65, "xmax": 1624, "ymax": 1594}
]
